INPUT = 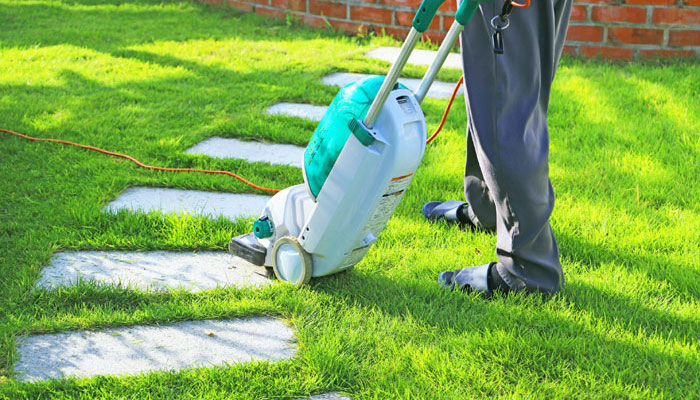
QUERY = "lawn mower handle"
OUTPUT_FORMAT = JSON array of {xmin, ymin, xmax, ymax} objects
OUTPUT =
[
  {"xmin": 414, "ymin": 0, "xmax": 488, "ymax": 103},
  {"xmin": 363, "ymin": 0, "xmax": 447, "ymax": 127},
  {"xmin": 364, "ymin": 0, "xmax": 488, "ymax": 127},
  {"xmin": 413, "ymin": 0, "xmax": 485, "ymax": 32}
]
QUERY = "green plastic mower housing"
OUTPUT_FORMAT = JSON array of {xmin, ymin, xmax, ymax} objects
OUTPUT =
[{"xmin": 303, "ymin": 76, "xmax": 407, "ymax": 198}]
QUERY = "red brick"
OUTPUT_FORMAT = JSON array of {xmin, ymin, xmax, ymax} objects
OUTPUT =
[
  {"xmin": 301, "ymin": 14, "xmax": 328, "ymax": 28},
  {"xmin": 440, "ymin": 1, "xmax": 458, "ymax": 12},
  {"xmin": 270, "ymin": 0, "xmax": 306, "ymax": 12},
  {"xmin": 309, "ymin": 0, "xmax": 346, "ymax": 18},
  {"xmin": 227, "ymin": 0, "xmax": 254, "ymax": 11},
  {"xmin": 639, "ymin": 49, "xmax": 696, "ymax": 57},
  {"xmin": 669, "ymin": 29, "xmax": 700, "ymax": 46},
  {"xmin": 608, "ymin": 27, "xmax": 664, "ymax": 44},
  {"xmin": 350, "ymin": 5, "xmax": 392, "ymax": 24},
  {"xmin": 566, "ymin": 25, "xmax": 604, "ymax": 42},
  {"xmin": 381, "ymin": 0, "xmax": 456, "ymax": 12},
  {"xmin": 382, "ymin": 26, "xmax": 411, "ymax": 38},
  {"xmin": 563, "ymin": 45, "xmax": 578, "ymax": 56},
  {"xmin": 381, "ymin": 0, "xmax": 421, "ymax": 7},
  {"xmin": 684, "ymin": 0, "xmax": 700, "ymax": 6},
  {"xmin": 396, "ymin": 10, "xmax": 439, "ymax": 30},
  {"xmin": 623, "ymin": 0, "xmax": 676, "ymax": 4},
  {"xmin": 329, "ymin": 19, "xmax": 364, "ymax": 33},
  {"xmin": 652, "ymin": 8, "xmax": 700, "ymax": 25},
  {"xmin": 591, "ymin": 6, "xmax": 647, "ymax": 23},
  {"xmin": 249, "ymin": 0, "xmax": 269, "ymax": 5},
  {"xmin": 571, "ymin": 5, "xmax": 587, "ymax": 21},
  {"xmin": 442, "ymin": 15, "xmax": 455, "ymax": 29},
  {"xmin": 255, "ymin": 6, "xmax": 285, "ymax": 17},
  {"xmin": 395, "ymin": 10, "xmax": 412, "ymax": 26},
  {"xmin": 574, "ymin": 0, "xmax": 616, "ymax": 4},
  {"xmin": 421, "ymin": 31, "xmax": 446, "ymax": 44},
  {"xmin": 579, "ymin": 45, "xmax": 635, "ymax": 58},
  {"xmin": 205, "ymin": 0, "xmax": 224, "ymax": 5}
]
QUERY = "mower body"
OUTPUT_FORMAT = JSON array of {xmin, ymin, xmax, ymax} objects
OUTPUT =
[{"xmin": 230, "ymin": 86, "xmax": 426, "ymax": 282}]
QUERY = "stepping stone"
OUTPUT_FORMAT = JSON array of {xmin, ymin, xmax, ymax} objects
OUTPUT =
[
  {"xmin": 267, "ymin": 103, "xmax": 327, "ymax": 122},
  {"xmin": 14, "ymin": 317, "xmax": 295, "ymax": 382},
  {"xmin": 302, "ymin": 394, "xmax": 351, "ymax": 400},
  {"xmin": 185, "ymin": 137, "xmax": 305, "ymax": 168},
  {"xmin": 322, "ymin": 72, "xmax": 463, "ymax": 100},
  {"xmin": 104, "ymin": 187, "xmax": 269, "ymax": 221},
  {"xmin": 365, "ymin": 47, "xmax": 462, "ymax": 69},
  {"xmin": 36, "ymin": 251, "xmax": 270, "ymax": 292}
]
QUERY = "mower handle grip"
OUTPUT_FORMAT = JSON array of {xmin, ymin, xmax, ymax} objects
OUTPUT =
[
  {"xmin": 413, "ymin": 0, "xmax": 489, "ymax": 33},
  {"xmin": 412, "ymin": 0, "xmax": 448, "ymax": 33},
  {"xmin": 455, "ymin": 0, "xmax": 482, "ymax": 26}
]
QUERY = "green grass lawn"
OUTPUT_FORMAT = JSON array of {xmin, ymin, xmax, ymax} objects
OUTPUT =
[{"xmin": 1, "ymin": 0, "xmax": 699, "ymax": 398}]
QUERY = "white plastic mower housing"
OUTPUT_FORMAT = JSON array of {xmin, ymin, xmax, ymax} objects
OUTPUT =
[{"xmin": 230, "ymin": 89, "xmax": 426, "ymax": 285}]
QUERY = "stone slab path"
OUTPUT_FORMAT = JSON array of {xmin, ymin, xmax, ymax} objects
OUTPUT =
[
  {"xmin": 13, "ymin": 44, "xmax": 436, "ymax": 397},
  {"xmin": 267, "ymin": 103, "xmax": 327, "ymax": 122},
  {"xmin": 365, "ymin": 47, "xmax": 462, "ymax": 69},
  {"xmin": 36, "ymin": 251, "xmax": 269, "ymax": 292},
  {"xmin": 185, "ymin": 137, "xmax": 305, "ymax": 168},
  {"xmin": 104, "ymin": 187, "xmax": 269, "ymax": 220},
  {"xmin": 322, "ymin": 72, "xmax": 462, "ymax": 100},
  {"xmin": 14, "ymin": 317, "xmax": 295, "ymax": 382},
  {"xmin": 303, "ymin": 394, "xmax": 351, "ymax": 400}
]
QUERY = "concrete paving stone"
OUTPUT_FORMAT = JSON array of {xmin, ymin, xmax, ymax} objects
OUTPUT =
[
  {"xmin": 185, "ymin": 137, "xmax": 305, "ymax": 168},
  {"xmin": 104, "ymin": 187, "xmax": 269, "ymax": 221},
  {"xmin": 322, "ymin": 72, "xmax": 463, "ymax": 100},
  {"xmin": 365, "ymin": 47, "xmax": 462, "ymax": 69},
  {"xmin": 267, "ymin": 103, "xmax": 327, "ymax": 122},
  {"xmin": 14, "ymin": 317, "xmax": 295, "ymax": 382},
  {"xmin": 35, "ymin": 251, "xmax": 270, "ymax": 292},
  {"xmin": 302, "ymin": 393, "xmax": 351, "ymax": 400}
]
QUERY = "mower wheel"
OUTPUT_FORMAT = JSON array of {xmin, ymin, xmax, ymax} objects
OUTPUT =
[{"xmin": 271, "ymin": 236, "xmax": 313, "ymax": 286}]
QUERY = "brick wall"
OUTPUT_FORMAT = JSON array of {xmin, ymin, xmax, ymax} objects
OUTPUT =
[
  {"xmin": 209, "ymin": 0, "xmax": 700, "ymax": 59},
  {"xmin": 567, "ymin": 0, "xmax": 699, "ymax": 58}
]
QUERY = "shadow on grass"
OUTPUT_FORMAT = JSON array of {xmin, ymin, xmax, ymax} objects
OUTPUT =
[
  {"xmin": 310, "ymin": 264, "xmax": 699, "ymax": 397},
  {"xmin": 0, "ymin": 0, "xmax": 323, "ymax": 51}
]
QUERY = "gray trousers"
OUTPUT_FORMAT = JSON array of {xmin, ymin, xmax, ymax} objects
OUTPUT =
[{"xmin": 458, "ymin": 0, "xmax": 572, "ymax": 293}]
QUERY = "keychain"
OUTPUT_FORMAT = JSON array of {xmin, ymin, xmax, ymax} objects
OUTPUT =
[{"xmin": 492, "ymin": 0, "xmax": 530, "ymax": 55}]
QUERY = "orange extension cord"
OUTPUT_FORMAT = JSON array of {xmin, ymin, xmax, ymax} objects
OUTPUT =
[
  {"xmin": 427, "ymin": 75, "xmax": 463, "ymax": 145},
  {"xmin": 0, "ymin": 128, "xmax": 282, "ymax": 194},
  {"xmin": 1, "ymin": 76, "xmax": 464, "ymax": 193}
]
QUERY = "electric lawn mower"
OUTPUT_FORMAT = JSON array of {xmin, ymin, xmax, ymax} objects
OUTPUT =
[{"xmin": 229, "ymin": 0, "xmax": 491, "ymax": 285}]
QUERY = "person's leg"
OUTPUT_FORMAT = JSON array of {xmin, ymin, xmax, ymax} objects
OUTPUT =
[
  {"xmin": 445, "ymin": 0, "xmax": 572, "ymax": 294},
  {"xmin": 421, "ymin": 130, "xmax": 497, "ymax": 230},
  {"xmin": 461, "ymin": 127, "xmax": 497, "ymax": 231}
]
